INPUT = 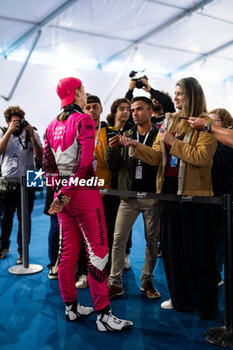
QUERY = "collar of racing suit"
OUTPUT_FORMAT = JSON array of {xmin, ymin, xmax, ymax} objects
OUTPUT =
[{"xmin": 57, "ymin": 104, "xmax": 83, "ymax": 121}]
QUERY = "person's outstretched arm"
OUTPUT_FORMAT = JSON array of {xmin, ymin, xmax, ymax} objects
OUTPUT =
[{"xmin": 188, "ymin": 117, "xmax": 233, "ymax": 148}]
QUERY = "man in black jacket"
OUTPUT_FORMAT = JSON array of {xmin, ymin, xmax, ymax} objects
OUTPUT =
[{"xmin": 105, "ymin": 96, "xmax": 160, "ymax": 300}]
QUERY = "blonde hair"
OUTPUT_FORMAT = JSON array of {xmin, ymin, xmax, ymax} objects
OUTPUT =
[
  {"xmin": 170, "ymin": 77, "xmax": 207, "ymax": 137},
  {"xmin": 176, "ymin": 77, "xmax": 207, "ymax": 118},
  {"xmin": 208, "ymin": 108, "xmax": 233, "ymax": 129}
]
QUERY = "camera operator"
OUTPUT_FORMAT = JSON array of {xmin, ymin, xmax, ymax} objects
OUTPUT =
[
  {"xmin": 0, "ymin": 106, "xmax": 43, "ymax": 263},
  {"xmin": 125, "ymin": 75, "xmax": 175, "ymax": 127}
]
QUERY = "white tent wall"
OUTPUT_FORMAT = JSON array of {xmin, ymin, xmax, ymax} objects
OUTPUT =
[{"xmin": 0, "ymin": 59, "xmax": 232, "ymax": 141}]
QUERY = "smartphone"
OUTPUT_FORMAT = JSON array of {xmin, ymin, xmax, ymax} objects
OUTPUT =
[{"xmin": 108, "ymin": 131, "xmax": 119, "ymax": 137}]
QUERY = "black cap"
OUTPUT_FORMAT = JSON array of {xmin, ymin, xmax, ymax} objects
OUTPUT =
[{"xmin": 86, "ymin": 95, "xmax": 102, "ymax": 105}]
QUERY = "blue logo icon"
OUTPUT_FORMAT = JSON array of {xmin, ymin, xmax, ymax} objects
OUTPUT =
[{"xmin": 27, "ymin": 169, "xmax": 44, "ymax": 188}]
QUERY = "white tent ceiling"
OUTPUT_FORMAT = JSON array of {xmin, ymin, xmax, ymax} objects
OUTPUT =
[
  {"xmin": 0, "ymin": 0, "xmax": 233, "ymax": 136},
  {"xmin": 1, "ymin": 0, "xmax": 233, "ymax": 81}
]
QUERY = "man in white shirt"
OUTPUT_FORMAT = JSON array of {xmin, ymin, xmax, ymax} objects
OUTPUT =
[{"xmin": 0, "ymin": 105, "xmax": 42, "ymax": 263}]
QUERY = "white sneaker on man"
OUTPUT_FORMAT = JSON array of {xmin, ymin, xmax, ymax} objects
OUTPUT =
[
  {"xmin": 48, "ymin": 266, "xmax": 58, "ymax": 280},
  {"xmin": 96, "ymin": 310, "xmax": 133, "ymax": 332},
  {"xmin": 75, "ymin": 274, "xmax": 89, "ymax": 289},
  {"xmin": 161, "ymin": 299, "xmax": 174, "ymax": 309}
]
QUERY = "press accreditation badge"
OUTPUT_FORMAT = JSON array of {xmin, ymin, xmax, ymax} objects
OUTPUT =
[
  {"xmin": 93, "ymin": 157, "xmax": 97, "ymax": 172},
  {"xmin": 135, "ymin": 165, "xmax": 143, "ymax": 179},
  {"xmin": 11, "ymin": 153, "xmax": 18, "ymax": 169},
  {"xmin": 170, "ymin": 155, "xmax": 178, "ymax": 167},
  {"xmin": 163, "ymin": 118, "xmax": 168, "ymax": 129}
]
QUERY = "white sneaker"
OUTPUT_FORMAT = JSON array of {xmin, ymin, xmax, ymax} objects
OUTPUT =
[
  {"xmin": 218, "ymin": 279, "xmax": 224, "ymax": 287},
  {"xmin": 217, "ymin": 272, "xmax": 224, "ymax": 287},
  {"xmin": 75, "ymin": 275, "xmax": 89, "ymax": 289},
  {"xmin": 124, "ymin": 255, "xmax": 131, "ymax": 270},
  {"xmin": 96, "ymin": 310, "xmax": 133, "ymax": 332},
  {"xmin": 48, "ymin": 266, "xmax": 58, "ymax": 280},
  {"xmin": 161, "ymin": 299, "xmax": 174, "ymax": 309},
  {"xmin": 65, "ymin": 299, "xmax": 94, "ymax": 321}
]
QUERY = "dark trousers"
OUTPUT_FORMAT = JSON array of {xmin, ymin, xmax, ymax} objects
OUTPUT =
[
  {"xmin": 212, "ymin": 204, "xmax": 224, "ymax": 274},
  {"xmin": 103, "ymin": 195, "xmax": 121, "ymax": 274},
  {"xmin": 161, "ymin": 177, "xmax": 218, "ymax": 319},
  {"xmin": 0, "ymin": 187, "xmax": 35, "ymax": 254},
  {"xmin": 77, "ymin": 239, "xmax": 87, "ymax": 276},
  {"xmin": 48, "ymin": 214, "xmax": 59, "ymax": 268}
]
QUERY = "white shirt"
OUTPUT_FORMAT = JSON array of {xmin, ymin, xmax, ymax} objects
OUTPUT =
[{"xmin": 0, "ymin": 129, "xmax": 42, "ymax": 178}]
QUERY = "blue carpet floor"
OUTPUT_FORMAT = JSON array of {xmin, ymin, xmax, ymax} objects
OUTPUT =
[{"xmin": 0, "ymin": 193, "xmax": 226, "ymax": 350}]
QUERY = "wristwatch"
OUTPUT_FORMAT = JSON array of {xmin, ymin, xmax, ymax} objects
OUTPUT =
[{"xmin": 203, "ymin": 122, "xmax": 212, "ymax": 133}]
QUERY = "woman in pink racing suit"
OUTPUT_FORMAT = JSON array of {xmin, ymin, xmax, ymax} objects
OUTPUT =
[{"xmin": 42, "ymin": 77, "xmax": 132, "ymax": 332}]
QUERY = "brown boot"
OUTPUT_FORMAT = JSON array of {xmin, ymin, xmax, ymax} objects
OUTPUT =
[{"xmin": 141, "ymin": 281, "xmax": 160, "ymax": 299}]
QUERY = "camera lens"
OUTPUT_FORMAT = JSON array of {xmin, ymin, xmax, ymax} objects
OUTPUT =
[
  {"xmin": 20, "ymin": 120, "xmax": 29, "ymax": 128},
  {"xmin": 135, "ymin": 80, "xmax": 144, "ymax": 89}
]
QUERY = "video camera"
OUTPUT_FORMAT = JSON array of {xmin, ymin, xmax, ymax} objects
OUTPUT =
[{"xmin": 129, "ymin": 70, "xmax": 148, "ymax": 89}]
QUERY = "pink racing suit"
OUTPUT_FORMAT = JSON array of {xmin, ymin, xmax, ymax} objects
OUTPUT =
[{"xmin": 42, "ymin": 105, "xmax": 109, "ymax": 311}]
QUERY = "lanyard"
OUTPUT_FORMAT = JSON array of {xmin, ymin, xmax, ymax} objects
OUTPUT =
[
  {"xmin": 94, "ymin": 123, "xmax": 101, "ymax": 156},
  {"xmin": 136, "ymin": 128, "xmax": 151, "ymax": 145},
  {"xmin": 136, "ymin": 128, "xmax": 151, "ymax": 167},
  {"xmin": 95, "ymin": 124, "xmax": 101, "ymax": 148}
]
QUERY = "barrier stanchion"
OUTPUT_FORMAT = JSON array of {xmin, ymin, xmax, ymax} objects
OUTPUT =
[
  {"xmin": 100, "ymin": 188, "xmax": 233, "ymax": 347},
  {"xmin": 8, "ymin": 176, "xmax": 43, "ymax": 275},
  {"xmin": 205, "ymin": 194, "xmax": 233, "ymax": 348}
]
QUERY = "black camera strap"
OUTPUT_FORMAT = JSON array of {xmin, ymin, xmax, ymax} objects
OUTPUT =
[{"xmin": 18, "ymin": 131, "xmax": 30, "ymax": 150}]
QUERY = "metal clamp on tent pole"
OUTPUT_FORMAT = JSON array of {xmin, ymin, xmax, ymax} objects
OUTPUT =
[
  {"xmin": 8, "ymin": 176, "xmax": 43, "ymax": 275},
  {"xmin": 205, "ymin": 194, "xmax": 233, "ymax": 347}
]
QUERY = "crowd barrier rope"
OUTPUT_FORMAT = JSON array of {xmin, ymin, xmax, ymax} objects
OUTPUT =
[
  {"xmin": 100, "ymin": 188, "xmax": 232, "ymax": 348},
  {"xmin": 7, "ymin": 179, "xmax": 233, "ymax": 345}
]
